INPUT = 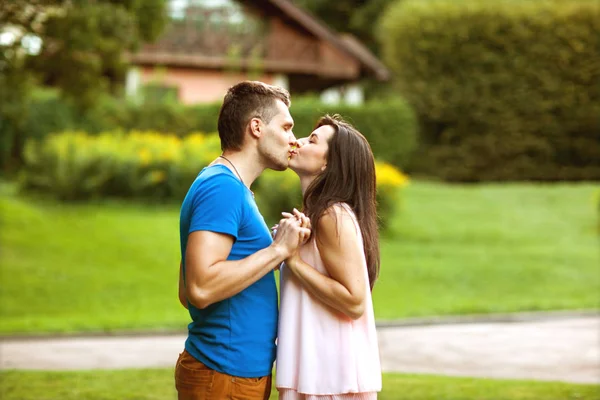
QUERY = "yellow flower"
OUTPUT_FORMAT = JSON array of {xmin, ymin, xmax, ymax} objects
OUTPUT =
[
  {"xmin": 138, "ymin": 148, "xmax": 152, "ymax": 166},
  {"xmin": 184, "ymin": 133, "xmax": 206, "ymax": 147},
  {"xmin": 376, "ymin": 162, "xmax": 410, "ymax": 187},
  {"xmin": 149, "ymin": 170, "xmax": 167, "ymax": 183},
  {"xmin": 160, "ymin": 144, "xmax": 179, "ymax": 161}
]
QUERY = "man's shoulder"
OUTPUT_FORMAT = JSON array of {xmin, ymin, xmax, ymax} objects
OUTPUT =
[
  {"xmin": 197, "ymin": 164, "xmax": 236, "ymax": 182},
  {"xmin": 193, "ymin": 165, "xmax": 242, "ymax": 193}
]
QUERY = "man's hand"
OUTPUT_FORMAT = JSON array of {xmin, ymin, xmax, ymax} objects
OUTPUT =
[
  {"xmin": 272, "ymin": 209, "xmax": 311, "ymax": 259},
  {"xmin": 282, "ymin": 208, "xmax": 311, "ymax": 244},
  {"xmin": 276, "ymin": 208, "xmax": 311, "ymax": 270}
]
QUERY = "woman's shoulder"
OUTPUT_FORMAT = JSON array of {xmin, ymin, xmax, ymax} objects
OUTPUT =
[
  {"xmin": 317, "ymin": 203, "xmax": 359, "ymax": 237},
  {"xmin": 322, "ymin": 202, "xmax": 356, "ymax": 220}
]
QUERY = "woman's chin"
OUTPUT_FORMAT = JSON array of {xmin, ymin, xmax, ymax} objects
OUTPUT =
[
  {"xmin": 287, "ymin": 162, "xmax": 304, "ymax": 177},
  {"xmin": 287, "ymin": 157, "xmax": 297, "ymax": 170},
  {"xmin": 287, "ymin": 163, "xmax": 299, "ymax": 174}
]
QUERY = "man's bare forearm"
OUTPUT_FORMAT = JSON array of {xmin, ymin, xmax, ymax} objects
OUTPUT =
[{"xmin": 186, "ymin": 244, "xmax": 287, "ymax": 309}]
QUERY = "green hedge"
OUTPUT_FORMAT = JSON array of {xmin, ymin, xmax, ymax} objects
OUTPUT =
[
  {"xmin": 381, "ymin": 0, "xmax": 600, "ymax": 181},
  {"xmin": 255, "ymin": 160, "xmax": 409, "ymax": 228},
  {"xmin": 21, "ymin": 130, "xmax": 409, "ymax": 229},
  {"xmin": 21, "ymin": 131, "xmax": 221, "ymax": 201},
  {"xmin": 289, "ymin": 97, "xmax": 417, "ymax": 168},
  {"xmin": 1, "ymin": 91, "xmax": 417, "ymax": 171}
]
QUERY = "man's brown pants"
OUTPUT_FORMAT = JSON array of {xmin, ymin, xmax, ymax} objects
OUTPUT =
[{"xmin": 175, "ymin": 349, "xmax": 272, "ymax": 400}]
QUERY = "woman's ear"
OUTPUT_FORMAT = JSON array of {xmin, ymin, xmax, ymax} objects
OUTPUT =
[{"xmin": 321, "ymin": 164, "xmax": 327, "ymax": 172}]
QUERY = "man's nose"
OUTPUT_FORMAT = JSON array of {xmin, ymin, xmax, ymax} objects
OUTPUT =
[{"xmin": 288, "ymin": 132, "xmax": 297, "ymax": 145}]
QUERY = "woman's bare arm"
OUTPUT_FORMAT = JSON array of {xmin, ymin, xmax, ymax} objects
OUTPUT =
[{"xmin": 285, "ymin": 207, "xmax": 367, "ymax": 319}]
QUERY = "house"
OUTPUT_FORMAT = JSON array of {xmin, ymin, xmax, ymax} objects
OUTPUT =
[{"xmin": 126, "ymin": 0, "xmax": 390, "ymax": 105}]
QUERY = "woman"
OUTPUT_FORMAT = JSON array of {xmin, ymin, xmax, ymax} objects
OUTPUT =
[{"xmin": 275, "ymin": 115, "xmax": 382, "ymax": 399}]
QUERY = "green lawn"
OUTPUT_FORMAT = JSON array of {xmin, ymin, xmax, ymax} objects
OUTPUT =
[
  {"xmin": 1, "ymin": 369, "xmax": 598, "ymax": 400},
  {"xmin": 0, "ymin": 181, "xmax": 598, "ymax": 334},
  {"xmin": 374, "ymin": 182, "xmax": 600, "ymax": 319}
]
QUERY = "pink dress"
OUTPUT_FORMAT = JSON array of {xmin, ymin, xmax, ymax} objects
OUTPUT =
[{"xmin": 276, "ymin": 204, "xmax": 382, "ymax": 400}]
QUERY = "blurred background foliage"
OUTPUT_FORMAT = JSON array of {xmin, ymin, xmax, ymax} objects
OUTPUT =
[
  {"xmin": 1, "ymin": 0, "xmax": 168, "ymax": 171},
  {"xmin": 19, "ymin": 129, "xmax": 408, "ymax": 228},
  {"xmin": 380, "ymin": 0, "xmax": 600, "ymax": 181},
  {"xmin": 2, "ymin": 0, "xmax": 598, "ymax": 184},
  {"xmin": 1, "ymin": 90, "xmax": 417, "ymax": 173}
]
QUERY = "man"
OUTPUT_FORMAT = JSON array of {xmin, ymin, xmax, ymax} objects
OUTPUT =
[{"xmin": 176, "ymin": 81, "xmax": 309, "ymax": 399}]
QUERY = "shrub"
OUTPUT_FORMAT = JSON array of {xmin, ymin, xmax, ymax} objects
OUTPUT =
[
  {"xmin": 21, "ymin": 131, "xmax": 409, "ymax": 232},
  {"xmin": 254, "ymin": 169, "xmax": 303, "ymax": 227},
  {"xmin": 255, "ymin": 161, "xmax": 409, "ymax": 231},
  {"xmin": 21, "ymin": 130, "xmax": 220, "ymax": 201},
  {"xmin": 376, "ymin": 161, "xmax": 410, "ymax": 229},
  {"xmin": 381, "ymin": 0, "xmax": 600, "ymax": 181},
  {"xmin": 92, "ymin": 100, "xmax": 220, "ymax": 135},
  {"xmin": 595, "ymin": 189, "xmax": 600, "ymax": 235},
  {"xmin": 3, "ymin": 91, "xmax": 417, "ymax": 172},
  {"xmin": 290, "ymin": 97, "xmax": 418, "ymax": 168}
]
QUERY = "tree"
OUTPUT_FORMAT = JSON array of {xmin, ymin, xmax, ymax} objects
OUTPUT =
[
  {"xmin": 1, "ymin": 0, "xmax": 167, "ymax": 107},
  {"xmin": 0, "ymin": 0, "xmax": 168, "ymax": 171},
  {"xmin": 293, "ymin": 0, "xmax": 395, "ymax": 55}
]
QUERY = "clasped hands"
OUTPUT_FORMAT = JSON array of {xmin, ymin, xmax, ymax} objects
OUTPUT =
[{"xmin": 271, "ymin": 208, "xmax": 311, "ymax": 267}]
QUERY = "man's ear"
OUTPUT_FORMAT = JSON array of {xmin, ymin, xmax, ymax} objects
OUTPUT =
[{"xmin": 249, "ymin": 117, "xmax": 262, "ymax": 138}]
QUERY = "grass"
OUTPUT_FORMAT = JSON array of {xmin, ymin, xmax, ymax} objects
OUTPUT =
[
  {"xmin": 1, "ymin": 369, "xmax": 598, "ymax": 400},
  {"xmin": 0, "ymin": 181, "xmax": 598, "ymax": 334},
  {"xmin": 374, "ymin": 181, "xmax": 600, "ymax": 319}
]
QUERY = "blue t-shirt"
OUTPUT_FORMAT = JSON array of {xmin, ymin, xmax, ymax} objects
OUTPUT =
[{"xmin": 179, "ymin": 164, "xmax": 278, "ymax": 378}]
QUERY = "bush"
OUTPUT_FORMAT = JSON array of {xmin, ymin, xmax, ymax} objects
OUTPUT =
[
  {"xmin": 595, "ymin": 189, "xmax": 600, "ymax": 235},
  {"xmin": 381, "ymin": 0, "xmax": 600, "ymax": 181},
  {"xmin": 376, "ymin": 161, "xmax": 410, "ymax": 229},
  {"xmin": 3, "ymin": 91, "xmax": 417, "ymax": 172},
  {"xmin": 0, "ymin": 70, "xmax": 35, "ymax": 174},
  {"xmin": 255, "ymin": 161, "xmax": 409, "ymax": 231},
  {"xmin": 290, "ymin": 97, "xmax": 418, "ymax": 168},
  {"xmin": 1, "ymin": 92, "xmax": 221, "ymax": 174},
  {"xmin": 21, "ymin": 131, "xmax": 409, "ymax": 231},
  {"xmin": 254, "ymin": 169, "xmax": 303, "ymax": 227},
  {"xmin": 21, "ymin": 130, "xmax": 221, "ymax": 201},
  {"xmin": 90, "ymin": 100, "xmax": 221, "ymax": 135}
]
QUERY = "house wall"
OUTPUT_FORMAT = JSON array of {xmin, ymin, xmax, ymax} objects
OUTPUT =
[
  {"xmin": 319, "ymin": 42, "xmax": 360, "ymax": 79},
  {"xmin": 138, "ymin": 67, "xmax": 276, "ymax": 104},
  {"xmin": 267, "ymin": 18, "xmax": 319, "ymax": 64}
]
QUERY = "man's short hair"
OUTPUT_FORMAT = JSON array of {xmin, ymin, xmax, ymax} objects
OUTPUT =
[{"xmin": 217, "ymin": 81, "xmax": 291, "ymax": 151}]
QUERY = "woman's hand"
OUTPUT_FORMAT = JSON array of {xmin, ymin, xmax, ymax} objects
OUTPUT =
[
  {"xmin": 271, "ymin": 208, "xmax": 310, "ymax": 271},
  {"xmin": 281, "ymin": 208, "xmax": 311, "ymax": 244},
  {"xmin": 279, "ymin": 208, "xmax": 311, "ymax": 272}
]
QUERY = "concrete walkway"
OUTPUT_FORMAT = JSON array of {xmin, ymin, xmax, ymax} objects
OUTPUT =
[{"xmin": 1, "ymin": 316, "xmax": 598, "ymax": 384}]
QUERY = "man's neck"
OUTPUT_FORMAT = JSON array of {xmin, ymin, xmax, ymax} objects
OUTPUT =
[{"xmin": 218, "ymin": 150, "xmax": 264, "ymax": 189}]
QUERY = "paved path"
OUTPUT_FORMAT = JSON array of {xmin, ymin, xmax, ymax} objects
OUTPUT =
[{"xmin": 1, "ymin": 316, "xmax": 598, "ymax": 384}]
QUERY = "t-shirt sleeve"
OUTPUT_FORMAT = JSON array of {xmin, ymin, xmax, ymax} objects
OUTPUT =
[{"xmin": 188, "ymin": 174, "xmax": 244, "ymax": 240}]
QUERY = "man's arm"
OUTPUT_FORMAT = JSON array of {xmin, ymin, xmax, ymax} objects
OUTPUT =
[
  {"xmin": 178, "ymin": 261, "xmax": 188, "ymax": 309},
  {"xmin": 185, "ymin": 217, "xmax": 309, "ymax": 309},
  {"xmin": 285, "ymin": 207, "xmax": 367, "ymax": 320}
]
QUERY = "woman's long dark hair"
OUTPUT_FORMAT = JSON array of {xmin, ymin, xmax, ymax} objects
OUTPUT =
[{"xmin": 303, "ymin": 115, "xmax": 380, "ymax": 290}]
